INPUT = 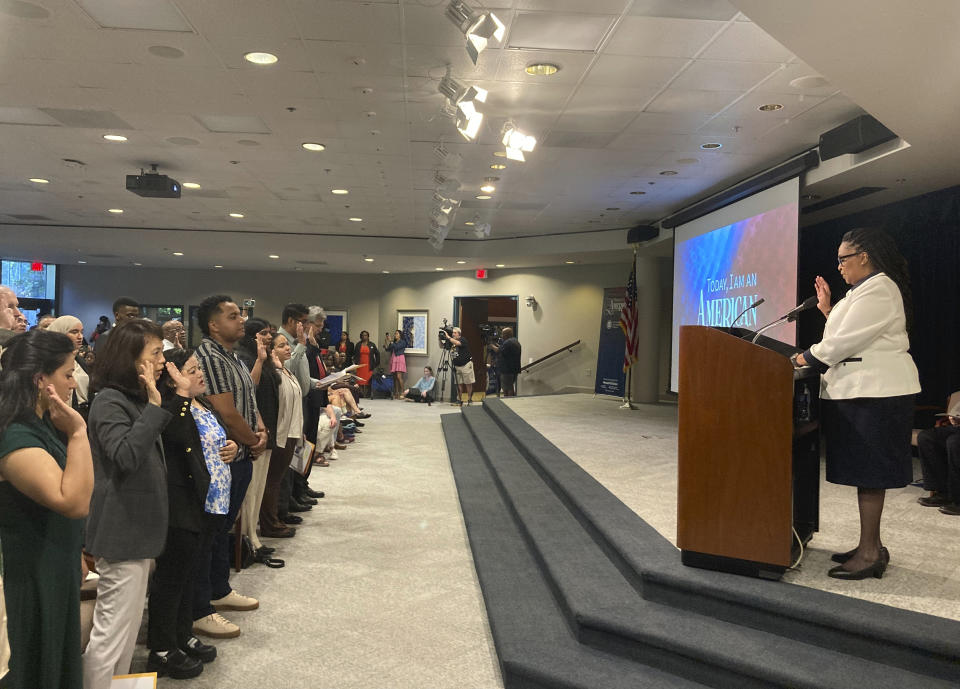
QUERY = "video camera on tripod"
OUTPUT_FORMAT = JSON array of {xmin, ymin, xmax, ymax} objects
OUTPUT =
[{"xmin": 438, "ymin": 317, "xmax": 454, "ymax": 350}]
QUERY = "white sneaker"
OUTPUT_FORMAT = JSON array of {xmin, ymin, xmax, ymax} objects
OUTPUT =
[
  {"xmin": 211, "ymin": 590, "xmax": 259, "ymax": 611},
  {"xmin": 329, "ymin": 449, "xmax": 339, "ymax": 460},
  {"xmin": 192, "ymin": 612, "xmax": 241, "ymax": 639}
]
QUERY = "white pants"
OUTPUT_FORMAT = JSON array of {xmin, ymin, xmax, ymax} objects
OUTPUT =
[
  {"xmin": 241, "ymin": 448, "xmax": 272, "ymax": 549},
  {"xmin": 82, "ymin": 558, "xmax": 152, "ymax": 689}
]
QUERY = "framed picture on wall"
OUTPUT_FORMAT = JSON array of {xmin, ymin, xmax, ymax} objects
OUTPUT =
[
  {"xmin": 324, "ymin": 310, "xmax": 347, "ymax": 348},
  {"xmin": 397, "ymin": 310, "xmax": 428, "ymax": 355}
]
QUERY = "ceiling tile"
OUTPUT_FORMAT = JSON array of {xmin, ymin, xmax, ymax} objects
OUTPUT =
[
  {"xmin": 669, "ymin": 59, "xmax": 781, "ymax": 92},
  {"xmin": 303, "ymin": 41, "xmax": 405, "ymax": 77},
  {"xmin": 753, "ymin": 61, "xmax": 840, "ymax": 97},
  {"xmin": 494, "ymin": 50, "xmax": 593, "ymax": 85},
  {"xmin": 721, "ymin": 92, "xmax": 827, "ymax": 120},
  {"xmin": 699, "ymin": 21, "xmax": 795, "ymax": 62},
  {"xmin": 193, "ymin": 114, "xmax": 272, "ymax": 134},
  {"xmin": 541, "ymin": 130, "xmax": 620, "ymax": 149},
  {"xmin": 645, "ymin": 88, "xmax": 741, "ymax": 115},
  {"xmin": 287, "ymin": 0, "xmax": 401, "ymax": 44},
  {"xmin": 508, "ymin": 12, "xmax": 617, "ymax": 52},
  {"xmin": 554, "ymin": 109, "xmax": 638, "ymax": 132},
  {"xmin": 582, "ymin": 54, "xmax": 688, "ymax": 89},
  {"xmin": 604, "ymin": 17, "xmax": 726, "ymax": 58},
  {"xmin": 628, "ymin": 0, "xmax": 739, "ymax": 21}
]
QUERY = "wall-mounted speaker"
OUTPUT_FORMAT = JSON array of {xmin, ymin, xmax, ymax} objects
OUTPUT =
[
  {"xmin": 628, "ymin": 225, "xmax": 659, "ymax": 244},
  {"xmin": 819, "ymin": 115, "xmax": 897, "ymax": 161}
]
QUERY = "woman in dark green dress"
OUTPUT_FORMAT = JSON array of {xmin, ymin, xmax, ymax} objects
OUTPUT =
[{"xmin": 0, "ymin": 330, "xmax": 94, "ymax": 689}]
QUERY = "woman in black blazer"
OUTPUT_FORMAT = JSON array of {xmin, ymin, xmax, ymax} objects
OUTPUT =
[
  {"xmin": 147, "ymin": 348, "xmax": 237, "ymax": 678},
  {"xmin": 336, "ymin": 330, "xmax": 355, "ymax": 361}
]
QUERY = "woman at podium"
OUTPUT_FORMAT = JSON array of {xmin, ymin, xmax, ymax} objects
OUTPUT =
[{"xmin": 794, "ymin": 227, "xmax": 920, "ymax": 580}]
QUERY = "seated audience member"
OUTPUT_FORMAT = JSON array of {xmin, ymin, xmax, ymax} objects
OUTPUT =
[
  {"xmin": 162, "ymin": 320, "xmax": 186, "ymax": 351},
  {"xmin": 83, "ymin": 320, "xmax": 174, "ymax": 689},
  {"xmin": 313, "ymin": 404, "xmax": 341, "ymax": 465},
  {"xmin": 917, "ymin": 391, "xmax": 960, "ymax": 515},
  {"xmin": 93, "ymin": 297, "xmax": 141, "ymax": 352},
  {"xmin": 46, "ymin": 316, "xmax": 90, "ymax": 418},
  {"xmin": 236, "ymin": 320, "xmax": 282, "ymax": 561},
  {"xmin": 148, "ymin": 348, "xmax": 234, "ymax": 679},
  {"xmin": 404, "ymin": 367, "xmax": 436, "ymax": 405},
  {"xmin": 0, "ymin": 330, "xmax": 94, "ymax": 689},
  {"xmin": 353, "ymin": 330, "xmax": 380, "ymax": 398}
]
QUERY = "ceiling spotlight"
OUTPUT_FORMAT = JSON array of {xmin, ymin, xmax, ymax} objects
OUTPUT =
[
  {"xmin": 456, "ymin": 260, "xmax": 467, "ymax": 264},
  {"xmin": 700, "ymin": 142, "xmax": 723, "ymax": 150},
  {"xmin": 244, "ymin": 52, "xmax": 278, "ymax": 65},
  {"xmin": 490, "ymin": 163, "xmax": 506, "ymax": 170},
  {"xmin": 364, "ymin": 257, "xmax": 375, "ymax": 262},
  {"xmin": 525, "ymin": 63, "xmax": 559, "ymax": 77},
  {"xmin": 475, "ymin": 194, "xmax": 492, "ymax": 200},
  {"xmin": 182, "ymin": 182, "xmax": 201, "ymax": 189},
  {"xmin": 492, "ymin": 151, "xmax": 507, "ymax": 158},
  {"xmin": 268, "ymin": 254, "xmax": 280, "ymax": 259},
  {"xmin": 349, "ymin": 217, "xmax": 363, "ymax": 222},
  {"xmin": 108, "ymin": 208, "xmax": 124, "ymax": 214},
  {"xmin": 445, "ymin": 0, "xmax": 506, "ymax": 65},
  {"xmin": 172, "ymin": 252, "xmax": 184, "ymax": 256},
  {"xmin": 331, "ymin": 189, "xmax": 349, "ymax": 195},
  {"xmin": 214, "ymin": 265, "xmax": 223, "ymax": 268},
  {"xmin": 565, "ymin": 260, "xmax": 576, "ymax": 264},
  {"xmin": 29, "ymin": 178, "xmax": 49, "ymax": 184},
  {"xmin": 229, "ymin": 212, "xmax": 244, "ymax": 218},
  {"xmin": 758, "ymin": 103, "xmax": 783, "ymax": 112},
  {"xmin": 302, "ymin": 142, "xmax": 325, "ymax": 151},
  {"xmin": 77, "ymin": 260, "xmax": 87, "ymax": 264},
  {"xmin": 133, "ymin": 262, "xmax": 142, "ymax": 266},
  {"xmin": 438, "ymin": 76, "xmax": 487, "ymax": 141},
  {"xmin": 464, "ymin": 221, "xmax": 475, "ymax": 226},
  {"xmin": 382, "ymin": 270, "xmax": 390, "ymax": 274},
  {"xmin": 480, "ymin": 183, "xmax": 495, "ymax": 193},
  {"xmin": 501, "ymin": 123, "xmax": 537, "ymax": 162},
  {"xmin": 495, "ymin": 263, "xmax": 505, "ymax": 268},
  {"xmin": 103, "ymin": 134, "xmax": 127, "ymax": 142}
]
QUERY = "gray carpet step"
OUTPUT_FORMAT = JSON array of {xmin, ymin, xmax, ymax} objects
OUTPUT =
[
  {"xmin": 460, "ymin": 405, "xmax": 958, "ymax": 689},
  {"xmin": 441, "ymin": 413, "xmax": 710, "ymax": 689},
  {"xmin": 480, "ymin": 398, "xmax": 960, "ymax": 683}
]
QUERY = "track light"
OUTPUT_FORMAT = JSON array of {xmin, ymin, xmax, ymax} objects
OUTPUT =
[
  {"xmin": 502, "ymin": 123, "xmax": 537, "ymax": 162},
  {"xmin": 439, "ymin": 76, "xmax": 487, "ymax": 141},
  {"xmin": 445, "ymin": 1, "xmax": 506, "ymax": 65}
]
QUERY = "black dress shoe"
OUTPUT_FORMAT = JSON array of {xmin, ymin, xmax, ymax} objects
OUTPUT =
[
  {"xmin": 297, "ymin": 496, "xmax": 318, "ymax": 505},
  {"xmin": 147, "ymin": 649, "xmax": 204, "ymax": 679},
  {"xmin": 256, "ymin": 545, "xmax": 276, "ymax": 556},
  {"xmin": 281, "ymin": 514, "xmax": 303, "ymax": 525},
  {"xmin": 827, "ymin": 556, "xmax": 887, "ymax": 580},
  {"xmin": 939, "ymin": 503, "xmax": 960, "ymax": 515},
  {"xmin": 183, "ymin": 636, "xmax": 217, "ymax": 663},
  {"xmin": 261, "ymin": 526, "xmax": 296, "ymax": 538},
  {"xmin": 288, "ymin": 501, "xmax": 312, "ymax": 512},
  {"xmin": 918, "ymin": 493, "xmax": 951, "ymax": 507},
  {"xmin": 831, "ymin": 546, "xmax": 889, "ymax": 564},
  {"xmin": 350, "ymin": 419, "xmax": 365, "ymax": 427},
  {"xmin": 304, "ymin": 488, "xmax": 324, "ymax": 499}
]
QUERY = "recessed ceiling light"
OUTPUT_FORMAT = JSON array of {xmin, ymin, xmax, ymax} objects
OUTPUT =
[
  {"xmin": 349, "ymin": 217, "xmax": 363, "ymax": 222},
  {"xmin": 244, "ymin": 51, "xmax": 278, "ymax": 65},
  {"xmin": 133, "ymin": 262, "xmax": 142, "ymax": 266},
  {"xmin": 758, "ymin": 103, "xmax": 783, "ymax": 112},
  {"xmin": 173, "ymin": 252, "xmax": 184, "ymax": 256},
  {"xmin": 789, "ymin": 75, "xmax": 830, "ymax": 89},
  {"xmin": 214, "ymin": 265, "xmax": 223, "ymax": 268},
  {"xmin": 29, "ymin": 178, "xmax": 49, "ymax": 184},
  {"xmin": 492, "ymin": 151, "xmax": 506, "ymax": 158},
  {"xmin": 363, "ymin": 257, "xmax": 374, "ymax": 262},
  {"xmin": 108, "ymin": 208, "xmax": 124, "ymax": 214},
  {"xmin": 456, "ymin": 260, "xmax": 466, "ymax": 264},
  {"xmin": 77, "ymin": 260, "xmax": 87, "ymax": 264},
  {"xmin": 269, "ymin": 254, "xmax": 280, "ymax": 259},
  {"xmin": 700, "ymin": 142, "xmax": 723, "ymax": 150},
  {"xmin": 229, "ymin": 212, "xmax": 244, "ymax": 218},
  {"xmin": 148, "ymin": 45, "xmax": 184, "ymax": 59},
  {"xmin": 182, "ymin": 182, "xmax": 201, "ymax": 189},
  {"xmin": 565, "ymin": 260, "xmax": 576, "ymax": 264},
  {"xmin": 302, "ymin": 142, "xmax": 325, "ymax": 151},
  {"xmin": 103, "ymin": 134, "xmax": 127, "ymax": 142},
  {"xmin": 525, "ymin": 63, "xmax": 559, "ymax": 77},
  {"xmin": 331, "ymin": 189, "xmax": 349, "ymax": 195},
  {"xmin": 464, "ymin": 221, "xmax": 475, "ymax": 226},
  {"xmin": 490, "ymin": 163, "xmax": 506, "ymax": 170},
  {"xmin": 630, "ymin": 191, "xmax": 646, "ymax": 195},
  {"xmin": 435, "ymin": 267, "xmax": 444, "ymax": 271},
  {"xmin": 476, "ymin": 194, "xmax": 492, "ymax": 200},
  {"xmin": 382, "ymin": 270, "xmax": 390, "ymax": 274},
  {"xmin": 480, "ymin": 184, "xmax": 495, "ymax": 193},
  {"xmin": 495, "ymin": 263, "xmax": 505, "ymax": 268},
  {"xmin": 659, "ymin": 170, "xmax": 678, "ymax": 176}
]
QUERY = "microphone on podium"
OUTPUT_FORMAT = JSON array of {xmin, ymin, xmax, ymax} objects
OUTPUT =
[
  {"xmin": 731, "ymin": 298, "xmax": 765, "ymax": 327},
  {"xmin": 751, "ymin": 295, "xmax": 817, "ymax": 343}
]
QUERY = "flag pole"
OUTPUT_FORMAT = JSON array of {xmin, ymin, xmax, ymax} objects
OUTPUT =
[{"xmin": 620, "ymin": 246, "xmax": 638, "ymax": 410}]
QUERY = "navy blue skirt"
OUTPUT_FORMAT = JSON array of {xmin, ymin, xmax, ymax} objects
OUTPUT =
[{"xmin": 822, "ymin": 395, "xmax": 915, "ymax": 489}]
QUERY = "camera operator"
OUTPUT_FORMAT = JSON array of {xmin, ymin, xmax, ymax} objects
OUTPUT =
[
  {"xmin": 498, "ymin": 327, "xmax": 521, "ymax": 397},
  {"xmin": 444, "ymin": 327, "xmax": 475, "ymax": 406}
]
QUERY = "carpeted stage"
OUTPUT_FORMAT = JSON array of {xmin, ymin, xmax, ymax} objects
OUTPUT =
[{"xmin": 443, "ymin": 398, "xmax": 960, "ymax": 689}]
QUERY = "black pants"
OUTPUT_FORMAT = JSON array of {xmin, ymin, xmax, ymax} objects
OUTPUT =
[
  {"xmin": 918, "ymin": 425, "xmax": 960, "ymax": 500},
  {"xmin": 404, "ymin": 389, "xmax": 433, "ymax": 403},
  {"xmin": 500, "ymin": 372, "xmax": 517, "ymax": 396},
  {"xmin": 190, "ymin": 511, "xmax": 228, "ymax": 621},
  {"xmin": 149, "ymin": 526, "xmax": 201, "ymax": 651}
]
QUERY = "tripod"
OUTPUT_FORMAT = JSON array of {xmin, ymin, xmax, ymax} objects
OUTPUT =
[{"xmin": 436, "ymin": 346, "xmax": 451, "ymax": 403}]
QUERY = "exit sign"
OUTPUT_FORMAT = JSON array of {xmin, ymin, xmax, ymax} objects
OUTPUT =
[
  {"xmin": 30, "ymin": 262, "xmax": 44, "ymax": 272},
  {"xmin": 475, "ymin": 269, "xmax": 488, "ymax": 279}
]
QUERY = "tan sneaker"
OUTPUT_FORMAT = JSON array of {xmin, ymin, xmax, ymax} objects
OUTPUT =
[
  {"xmin": 211, "ymin": 589, "xmax": 259, "ymax": 611},
  {"xmin": 192, "ymin": 613, "xmax": 240, "ymax": 639}
]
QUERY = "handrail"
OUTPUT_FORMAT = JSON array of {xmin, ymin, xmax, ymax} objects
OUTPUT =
[{"xmin": 519, "ymin": 340, "xmax": 581, "ymax": 373}]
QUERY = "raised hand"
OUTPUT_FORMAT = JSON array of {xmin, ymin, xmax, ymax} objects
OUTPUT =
[
  {"xmin": 138, "ymin": 361, "xmax": 162, "ymax": 406},
  {"xmin": 295, "ymin": 321, "xmax": 306, "ymax": 345},
  {"xmin": 256, "ymin": 338, "xmax": 268, "ymax": 362},
  {"xmin": 814, "ymin": 275, "xmax": 832, "ymax": 317},
  {"xmin": 164, "ymin": 361, "xmax": 193, "ymax": 397},
  {"xmin": 44, "ymin": 384, "xmax": 86, "ymax": 435}
]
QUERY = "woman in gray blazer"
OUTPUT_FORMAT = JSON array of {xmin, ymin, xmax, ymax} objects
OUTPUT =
[{"xmin": 81, "ymin": 320, "xmax": 191, "ymax": 689}]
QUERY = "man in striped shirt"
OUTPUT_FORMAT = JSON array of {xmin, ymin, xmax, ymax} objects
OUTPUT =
[{"xmin": 192, "ymin": 295, "xmax": 268, "ymax": 639}]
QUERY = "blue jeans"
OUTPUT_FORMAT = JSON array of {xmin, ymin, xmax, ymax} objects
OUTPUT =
[{"xmin": 193, "ymin": 459, "xmax": 253, "ymax": 619}]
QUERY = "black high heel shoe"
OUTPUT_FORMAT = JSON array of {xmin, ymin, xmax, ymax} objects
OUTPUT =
[
  {"xmin": 830, "ymin": 546, "xmax": 889, "ymax": 565},
  {"xmin": 827, "ymin": 556, "xmax": 887, "ymax": 580}
]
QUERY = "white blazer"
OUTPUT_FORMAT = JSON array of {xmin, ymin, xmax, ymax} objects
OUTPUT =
[{"xmin": 809, "ymin": 272, "xmax": 920, "ymax": 400}]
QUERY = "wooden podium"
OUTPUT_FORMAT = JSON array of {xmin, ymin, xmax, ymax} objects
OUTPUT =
[{"xmin": 677, "ymin": 325, "xmax": 820, "ymax": 579}]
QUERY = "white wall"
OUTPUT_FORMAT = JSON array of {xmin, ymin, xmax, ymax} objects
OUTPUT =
[{"xmin": 59, "ymin": 261, "xmax": 672, "ymax": 397}]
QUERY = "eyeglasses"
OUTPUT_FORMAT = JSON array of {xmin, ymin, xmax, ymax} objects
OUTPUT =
[{"xmin": 837, "ymin": 251, "xmax": 864, "ymax": 266}]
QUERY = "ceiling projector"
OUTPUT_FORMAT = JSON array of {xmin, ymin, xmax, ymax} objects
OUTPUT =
[{"xmin": 126, "ymin": 165, "xmax": 181, "ymax": 198}]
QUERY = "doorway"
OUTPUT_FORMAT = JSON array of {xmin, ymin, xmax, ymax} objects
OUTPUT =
[{"xmin": 452, "ymin": 295, "xmax": 518, "ymax": 398}]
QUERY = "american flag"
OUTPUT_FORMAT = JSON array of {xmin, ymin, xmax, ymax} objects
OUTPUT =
[{"xmin": 620, "ymin": 262, "xmax": 639, "ymax": 371}]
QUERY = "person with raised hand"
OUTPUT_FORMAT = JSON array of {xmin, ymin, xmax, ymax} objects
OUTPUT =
[
  {"xmin": 0, "ymin": 330, "xmax": 94, "ymax": 689},
  {"xmin": 82, "ymin": 319, "xmax": 182, "ymax": 689}
]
